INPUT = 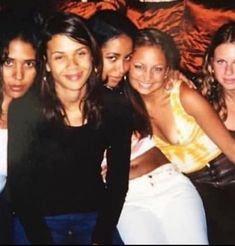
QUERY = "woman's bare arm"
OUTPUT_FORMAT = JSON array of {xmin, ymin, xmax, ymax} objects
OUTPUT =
[{"xmin": 180, "ymin": 83, "xmax": 235, "ymax": 163}]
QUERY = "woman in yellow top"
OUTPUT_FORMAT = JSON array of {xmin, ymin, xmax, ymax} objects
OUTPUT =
[
  {"xmin": 125, "ymin": 27, "xmax": 235, "ymax": 244},
  {"xmin": 89, "ymin": 10, "xmax": 207, "ymax": 244}
]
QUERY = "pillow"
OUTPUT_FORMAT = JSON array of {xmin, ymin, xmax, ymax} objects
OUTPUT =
[
  {"xmin": 181, "ymin": 0, "xmax": 235, "ymax": 74},
  {"xmin": 58, "ymin": 0, "xmax": 127, "ymax": 18}
]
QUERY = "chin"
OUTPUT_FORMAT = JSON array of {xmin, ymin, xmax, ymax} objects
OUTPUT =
[
  {"xmin": 109, "ymin": 82, "xmax": 120, "ymax": 88},
  {"xmin": 137, "ymin": 90, "xmax": 149, "ymax": 96},
  {"xmin": 11, "ymin": 92, "xmax": 25, "ymax": 99}
]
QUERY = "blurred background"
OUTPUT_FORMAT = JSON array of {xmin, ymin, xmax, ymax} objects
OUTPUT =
[{"xmin": 1, "ymin": 0, "xmax": 235, "ymax": 78}]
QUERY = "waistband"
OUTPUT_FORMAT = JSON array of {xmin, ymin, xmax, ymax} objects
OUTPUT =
[
  {"xmin": 149, "ymin": 163, "xmax": 179, "ymax": 174},
  {"xmin": 130, "ymin": 163, "xmax": 179, "ymax": 181}
]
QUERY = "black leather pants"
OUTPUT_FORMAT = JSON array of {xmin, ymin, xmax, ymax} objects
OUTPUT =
[{"xmin": 187, "ymin": 154, "xmax": 235, "ymax": 245}]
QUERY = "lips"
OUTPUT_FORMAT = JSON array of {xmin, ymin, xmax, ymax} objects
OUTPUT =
[
  {"xmin": 109, "ymin": 76, "xmax": 122, "ymax": 84},
  {"xmin": 139, "ymin": 81, "xmax": 153, "ymax": 89},
  {"xmin": 9, "ymin": 85, "xmax": 25, "ymax": 92},
  {"xmin": 223, "ymin": 78, "xmax": 235, "ymax": 84},
  {"xmin": 64, "ymin": 73, "xmax": 82, "ymax": 81}
]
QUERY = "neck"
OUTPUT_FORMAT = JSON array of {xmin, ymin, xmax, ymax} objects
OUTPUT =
[
  {"xmin": 142, "ymin": 87, "xmax": 169, "ymax": 108},
  {"xmin": 56, "ymin": 87, "xmax": 86, "ymax": 127},
  {"xmin": 224, "ymin": 89, "xmax": 235, "ymax": 104},
  {"xmin": 56, "ymin": 86, "xmax": 86, "ymax": 110}
]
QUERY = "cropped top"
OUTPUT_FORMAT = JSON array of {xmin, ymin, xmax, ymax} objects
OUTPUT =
[
  {"xmin": 130, "ymin": 135, "xmax": 156, "ymax": 161},
  {"xmin": 154, "ymin": 80, "xmax": 221, "ymax": 174},
  {"xmin": 101, "ymin": 135, "xmax": 155, "ymax": 169},
  {"xmin": 0, "ymin": 129, "xmax": 7, "ymax": 193}
]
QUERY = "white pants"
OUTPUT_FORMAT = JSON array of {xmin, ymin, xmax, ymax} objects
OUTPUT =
[{"xmin": 117, "ymin": 164, "xmax": 208, "ymax": 245}]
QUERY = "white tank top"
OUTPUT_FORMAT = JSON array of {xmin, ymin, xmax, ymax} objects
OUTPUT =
[
  {"xmin": 0, "ymin": 129, "xmax": 7, "ymax": 193},
  {"xmin": 130, "ymin": 135, "xmax": 155, "ymax": 161}
]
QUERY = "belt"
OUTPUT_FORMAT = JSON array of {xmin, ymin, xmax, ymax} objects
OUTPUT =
[{"xmin": 187, "ymin": 154, "xmax": 235, "ymax": 188}]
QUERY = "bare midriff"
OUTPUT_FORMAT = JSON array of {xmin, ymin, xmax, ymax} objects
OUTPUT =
[{"xmin": 129, "ymin": 147, "xmax": 169, "ymax": 180}]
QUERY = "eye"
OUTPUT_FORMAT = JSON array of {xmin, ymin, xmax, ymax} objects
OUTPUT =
[
  {"xmin": 125, "ymin": 54, "xmax": 132, "ymax": 62},
  {"xmin": 77, "ymin": 50, "xmax": 88, "ymax": 56},
  {"xmin": 107, "ymin": 56, "xmax": 117, "ymax": 62},
  {"xmin": 24, "ymin": 60, "xmax": 36, "ymax": 68},
  {"xmin": 216, "ymin": 59, "xmax": 225, "ymax": 65},
  {"xmin": 76, "ymin": 47, "xmax": 90, "ymax": 58},
  {"xmin": 153, "ymin": 66, "xmax": 164, "ymax": 72},
  {"xmin": 134, "ymin": 64, "xmax": 143, "ymax": 70},
  {"xmin": 54, "ymin": 55, "xmax": 64, "ymax": 61},
  {"xmin": 3, "ymin": 58, "xmax": 13, "ymax": 67}
]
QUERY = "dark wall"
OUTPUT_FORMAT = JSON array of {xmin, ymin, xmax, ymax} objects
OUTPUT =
[{"xmin": 1, "ymin": 0, "xmax": 235, "ymax": 76}]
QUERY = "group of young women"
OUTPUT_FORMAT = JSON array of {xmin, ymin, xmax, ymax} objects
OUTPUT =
[{"xmin": 0, "ymin": 7, "xmax": 235, "ymax": 245}]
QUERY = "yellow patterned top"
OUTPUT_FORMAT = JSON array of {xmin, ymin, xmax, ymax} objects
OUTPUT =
[{"xmin": 153, "ymin": 80, "xmax": 222, "ymax": 174}]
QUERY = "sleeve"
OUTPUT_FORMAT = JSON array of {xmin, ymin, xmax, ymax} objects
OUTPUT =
[
  {"xmin": 92, "ymin": 98, "xmax": 132, "ymax": 244},
  {"xmin": 0, "ymin": 130, "xmax": 7, "ymax": 193},
  {"xmin": 7, "ymin": 92, "xmax": 52, "ymax": 244}
]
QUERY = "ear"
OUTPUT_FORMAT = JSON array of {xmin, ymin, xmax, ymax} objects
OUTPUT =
[
  {"xmin": 46, "ymin": 63, "xmax": 51, "ymax": 72},
  {"xmin": 208, "ymin": 63, "xmax": 214, "ymax": 74},
  {"xmin": 43, "ymin": 55, "xmax": 51, "ymax": 72},
  {"xmin": 164, "ymin": 67, "xmax": 170, "ymax": 79}
]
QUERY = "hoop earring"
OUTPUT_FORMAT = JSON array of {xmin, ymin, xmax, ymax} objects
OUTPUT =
[
  {"xmin": 42, "ymin": 76, "xmax": 46, "ymax": 83},
  {"xmin": 209, "ymin": 65, "xmax": 214, "ymax": 75},
  {"xmin": 42, "ymin": 74, "xmax": 48, "ymax": 87}
]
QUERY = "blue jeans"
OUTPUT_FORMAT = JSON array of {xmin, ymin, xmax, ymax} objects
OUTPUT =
[{"xmin": 13, "ymin": 212, "xmax": 123, "ymax": 245}]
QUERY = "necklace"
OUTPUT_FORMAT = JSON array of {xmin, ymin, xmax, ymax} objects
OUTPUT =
[{"xmin": 104, "ymin": 84, "xmax": 114, "ymax": 90}]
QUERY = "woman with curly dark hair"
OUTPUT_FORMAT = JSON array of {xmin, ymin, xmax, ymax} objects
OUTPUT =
[{"xmin": 197, "ymin": 21, "xmax": 235, "ymax": 244}]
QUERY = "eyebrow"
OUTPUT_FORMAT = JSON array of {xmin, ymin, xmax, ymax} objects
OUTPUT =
[
  {"xmin": 105, "ymin": 51, "xmax": 132, "ymax": 57},
  {"xmin": 6, "ymin": 57, "xmax": 36, "ymax": 62},
  {"xmin": 51, "ymin": 46, "xmax": 89, "ymax": 55},
  {"xmin": 104, "ymin": 52, "xmax": 120, "ymax": 56}
]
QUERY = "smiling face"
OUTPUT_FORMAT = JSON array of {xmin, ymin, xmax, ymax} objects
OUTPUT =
[
  {"xmin": 46, "ymin": 34, "xmax": 93, "ymax": 96},
  {"xmin": 211, "ymin": 42, "xmax": 235, "ymax": 91},
  {"xmin": 101, "ymin": 34, "xmax": 133, "ymax": 88},
  {"xmin": 3, "ymin": 39, "xmax": 37, "ymax": 101},
  {"xmin": 129, "ymin": 45, "xmax": 168, "ymax": 96}
]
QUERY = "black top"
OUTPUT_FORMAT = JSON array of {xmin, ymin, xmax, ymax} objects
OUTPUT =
[{"xmin": 7, "ymin": 87, "xmax": 132, "ymax": 244}]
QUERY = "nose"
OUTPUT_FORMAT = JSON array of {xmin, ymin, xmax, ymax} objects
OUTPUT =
[
  {"xmin": 14, "ymin": 64, "xmax": 24, "ymax": 81},
  {"xmin": 225, "ymin": 63, "xmax": 234, "ymax": 76},
  {"xmin": 116, "ymin": 61, "xmax": 126, "ymax": 76},
  {"xmin": 143, "ymin": 69, "xmax": 152, "ymax": 83},
  {"xmin": 67, "ymin": 56, "xmax": 78, "ymax": 68}
]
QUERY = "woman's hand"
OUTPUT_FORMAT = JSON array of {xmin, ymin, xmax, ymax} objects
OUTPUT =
[
  {"xmin": 165, "ymin": 70, "xmax": 196, "ymax": 90},
  {"xmin": 101, "ymin": 163, "xmax": 107, "ymax": 183}
]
